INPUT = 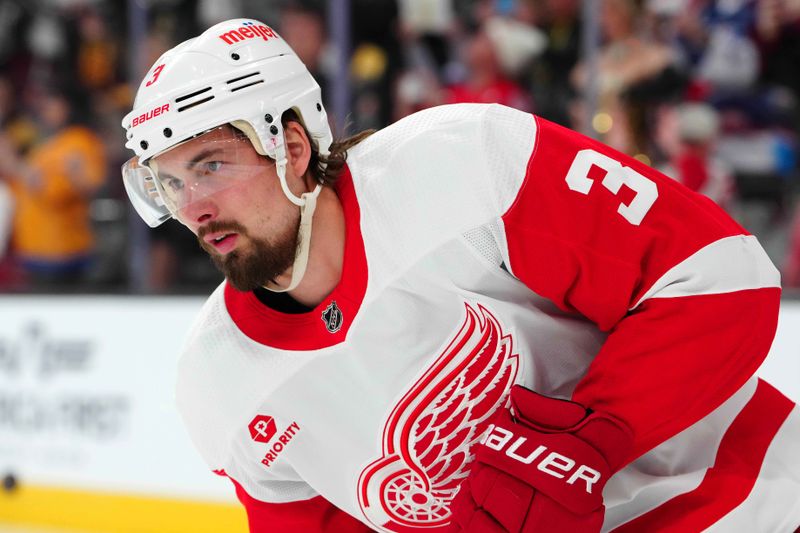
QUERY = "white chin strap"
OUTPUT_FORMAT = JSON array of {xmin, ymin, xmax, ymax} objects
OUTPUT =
[{"xmin": 262, "ymin": 158, "xmax": 322, "ymax": 293}]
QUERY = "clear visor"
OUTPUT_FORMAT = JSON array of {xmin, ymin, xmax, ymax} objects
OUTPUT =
[{"xmin": 121, "ymin": 125, "xmax": 271, "ymax": 227}]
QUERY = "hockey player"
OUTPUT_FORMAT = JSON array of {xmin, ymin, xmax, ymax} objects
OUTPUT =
[{"xmin": 121, "ymin": 19, "xmax": 800, "ymax": 533}]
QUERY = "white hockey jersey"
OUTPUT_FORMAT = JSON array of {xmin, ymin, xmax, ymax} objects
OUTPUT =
[{"xmin": 176, "ymin": 104, "xmax": 800, "ymax": 532}]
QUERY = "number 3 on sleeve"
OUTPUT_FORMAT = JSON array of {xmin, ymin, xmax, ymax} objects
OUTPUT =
[{"xmin": 565, "ymin": 149, "xmax": 658, "ymax": 226}]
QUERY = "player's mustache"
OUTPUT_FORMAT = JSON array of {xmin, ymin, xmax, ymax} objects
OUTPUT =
[{"xmin": 197, "ymin": 220, "xmax": 248, "ymax": 244}]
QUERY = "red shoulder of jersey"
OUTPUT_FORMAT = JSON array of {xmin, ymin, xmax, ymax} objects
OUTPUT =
[{"xmin": 501, "ymin": 116, "xmax": 780, "ymax": 458}]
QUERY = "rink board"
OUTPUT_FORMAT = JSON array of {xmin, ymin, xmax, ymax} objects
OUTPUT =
[{"xmin": 0, "ymin": 295, "xmax": 797, "ymax": 532}]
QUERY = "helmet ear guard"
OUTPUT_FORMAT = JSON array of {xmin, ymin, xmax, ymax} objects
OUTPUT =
[{"xmin": 231, "ymin": 106, "xmax": 327, "ymax": 208}]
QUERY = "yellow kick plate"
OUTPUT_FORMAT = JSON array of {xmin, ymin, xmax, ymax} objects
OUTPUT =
[{"xmin": 0, "ymin": 484, "xmax": 246, "ymax": 533}]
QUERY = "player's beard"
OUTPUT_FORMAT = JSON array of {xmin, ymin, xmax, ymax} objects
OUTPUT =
[{"xmin": 198, "ymin": 217, "xmax": 300, "ymax": 292}]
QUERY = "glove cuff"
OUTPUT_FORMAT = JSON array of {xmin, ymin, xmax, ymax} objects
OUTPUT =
[{"xmin": 510, "ymin": 386, "xmax": 633, "ymax": 471}]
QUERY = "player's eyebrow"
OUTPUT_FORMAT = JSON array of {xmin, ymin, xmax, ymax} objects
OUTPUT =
[{"xmin": 186, "ymin": 148, "xmax": 224, "ymax": 169}]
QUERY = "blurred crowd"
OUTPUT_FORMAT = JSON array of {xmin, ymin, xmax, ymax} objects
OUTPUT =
[{"xmin": 0, "ymin": 0, "xmax": 799, "ymax": 293}]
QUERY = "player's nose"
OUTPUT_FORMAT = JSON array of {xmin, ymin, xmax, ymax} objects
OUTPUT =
[{"xmin": 178, "ymin": 196, "xmax": 219, "ymax": 228}]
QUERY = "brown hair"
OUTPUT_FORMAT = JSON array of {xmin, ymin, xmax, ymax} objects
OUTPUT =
[{"xmin": 282, "ymin": 109, "xmax": 375, "ymax": 186}]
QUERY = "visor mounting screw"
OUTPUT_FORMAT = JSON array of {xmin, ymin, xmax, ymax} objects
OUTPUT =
[
  {"xmin": 163, "ymin": 127, "xmax": 172, "ymax": 138},
  {"xmin": 264, "ymin": 114, "xmax": 273, "ymax": 123},
  {"xmin": 270, "ymin": 125, "xmax": 279, "ymax": 135},
  {"xmin": 140, "ymin": 140, "xmax": 149, "ymax": 150},
  {"xmin": 231, "ymin": 52, "xmax": 240, "ymax": 60},
  {"xmin": 316, "ymin": 103, "xmax": 322, "ymax": 111}
]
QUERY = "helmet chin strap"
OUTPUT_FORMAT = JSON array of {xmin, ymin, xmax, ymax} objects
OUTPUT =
[{"xmin": 262, "ymin": 157, "xmax": 322, "ymax": 293}]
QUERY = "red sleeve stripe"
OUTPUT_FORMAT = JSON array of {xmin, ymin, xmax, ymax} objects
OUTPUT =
[
  {"xmin": 632, "ymin": 235, "xmax": 780, "ymax": 309},
  {"xmin": 610, "ymin": 379, "xmax": 794, "ymax": 532}
]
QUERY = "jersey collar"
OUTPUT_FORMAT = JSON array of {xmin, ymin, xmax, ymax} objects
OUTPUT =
[{"xmin": 224, "ymin": 165, "xmax": 367, "ymax": 350}]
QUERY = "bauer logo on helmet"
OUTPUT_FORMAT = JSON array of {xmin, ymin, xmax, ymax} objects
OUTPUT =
[{"xmin": 131, "ymin": 103, "xmax": 170, "ymax": 128}]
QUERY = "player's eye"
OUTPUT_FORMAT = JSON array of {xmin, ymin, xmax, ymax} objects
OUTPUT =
[{"xmin": 205, "ymin": 161, "xmax": 223, "ymax": 173}]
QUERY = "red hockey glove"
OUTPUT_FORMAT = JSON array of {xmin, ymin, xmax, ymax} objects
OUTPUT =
[{"xmin": 449, "ymin": 385, "xmax": 633, "ymax": 533}]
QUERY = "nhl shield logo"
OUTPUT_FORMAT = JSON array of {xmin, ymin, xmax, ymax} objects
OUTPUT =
[{"xmin": 321, "ymin": 301, "xmax": 343, "ymax": 333}]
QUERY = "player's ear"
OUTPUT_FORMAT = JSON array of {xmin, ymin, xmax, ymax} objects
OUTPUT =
[{"xmin": 284, "ymin": 121, "xmax": 312, "ymax": 182}]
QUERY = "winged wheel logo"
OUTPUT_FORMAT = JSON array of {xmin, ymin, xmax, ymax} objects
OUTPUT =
[{"xmin": 358, "ymin": 303, "xmax": 519, "ymax": 532}]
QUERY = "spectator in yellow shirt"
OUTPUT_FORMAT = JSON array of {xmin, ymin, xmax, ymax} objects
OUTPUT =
[{"xmin": 0, "ymin": 87, "xmax": 105, "ymax": 288}]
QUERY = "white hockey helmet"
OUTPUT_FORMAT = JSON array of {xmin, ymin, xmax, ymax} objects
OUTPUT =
[
  {"xmin": 122, "ymin": 18, "xmax": 332, "ymax": 225},
  {"xmin": 121, "ymin": 18, "xmax": 333, "ymax": 291}
]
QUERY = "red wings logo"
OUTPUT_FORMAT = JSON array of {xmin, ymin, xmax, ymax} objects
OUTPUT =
[{"xmin": 358, "ymin": 303, "xmax": 519, "ymax": 532}]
